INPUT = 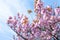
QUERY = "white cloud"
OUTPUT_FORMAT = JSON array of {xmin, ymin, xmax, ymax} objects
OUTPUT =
[
  {"xmin": 4, "ymin": 0, "xmax": 21, "ymax": 11},
  {"xmin": 0, "ymin": 0, "xmax": 20, "ymax": 33},
  {"xmin": 0, "ymin": 0, "xmax": 13, "ymax": 22}
]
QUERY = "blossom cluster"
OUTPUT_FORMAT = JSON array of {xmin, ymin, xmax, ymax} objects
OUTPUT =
[{"xmin": 7, "ymin": 0, "xmax": 60, "ymax": 40}]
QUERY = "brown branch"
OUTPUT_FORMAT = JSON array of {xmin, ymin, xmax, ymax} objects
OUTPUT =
[{"xmin": 9, "ymin": 26, "xmax": 28, "ymax": 40}]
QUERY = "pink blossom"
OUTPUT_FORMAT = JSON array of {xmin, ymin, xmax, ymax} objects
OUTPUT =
[{"xmin": 7, "ymin": 0, "xmax": 60, "ymax": 40}]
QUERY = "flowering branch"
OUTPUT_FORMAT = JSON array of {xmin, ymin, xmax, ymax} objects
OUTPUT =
[{"xmin": 7, "ymin": 0, "xmax": 60, "ymax": 40}]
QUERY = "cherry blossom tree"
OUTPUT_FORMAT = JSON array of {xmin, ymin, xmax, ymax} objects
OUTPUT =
[{"xmin": 7, "ymin": 0, "xmax": 60, "ymax": 40}]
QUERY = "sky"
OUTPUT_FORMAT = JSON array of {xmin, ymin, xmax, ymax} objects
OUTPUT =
[{"xmin": 0, "ymin": 0, "xmax": 60, "ymax": 40}]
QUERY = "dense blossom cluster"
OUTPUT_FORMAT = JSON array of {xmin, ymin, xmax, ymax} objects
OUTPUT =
[{"xmin": 7, "ymin": 0, "xmax": 60, "ymax": 40}]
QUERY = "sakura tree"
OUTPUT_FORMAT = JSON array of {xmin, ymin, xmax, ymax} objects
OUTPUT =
[{"xmin": 7, "ymin": 0, "xmax": 60, "ymax": 40}]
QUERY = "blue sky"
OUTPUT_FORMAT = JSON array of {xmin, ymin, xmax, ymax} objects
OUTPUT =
[{"xmin": 0, "ymin": 0, "xmax": 60, "ymax": 40}]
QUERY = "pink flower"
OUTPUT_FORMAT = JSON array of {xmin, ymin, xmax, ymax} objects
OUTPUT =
[
  {"xmin": 54, "ymin": 7, "xmax": 60, "ymax": 16},
  {"xmin": 7, "ymin": 0, "xmax": 60, "ymax": 40}
]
